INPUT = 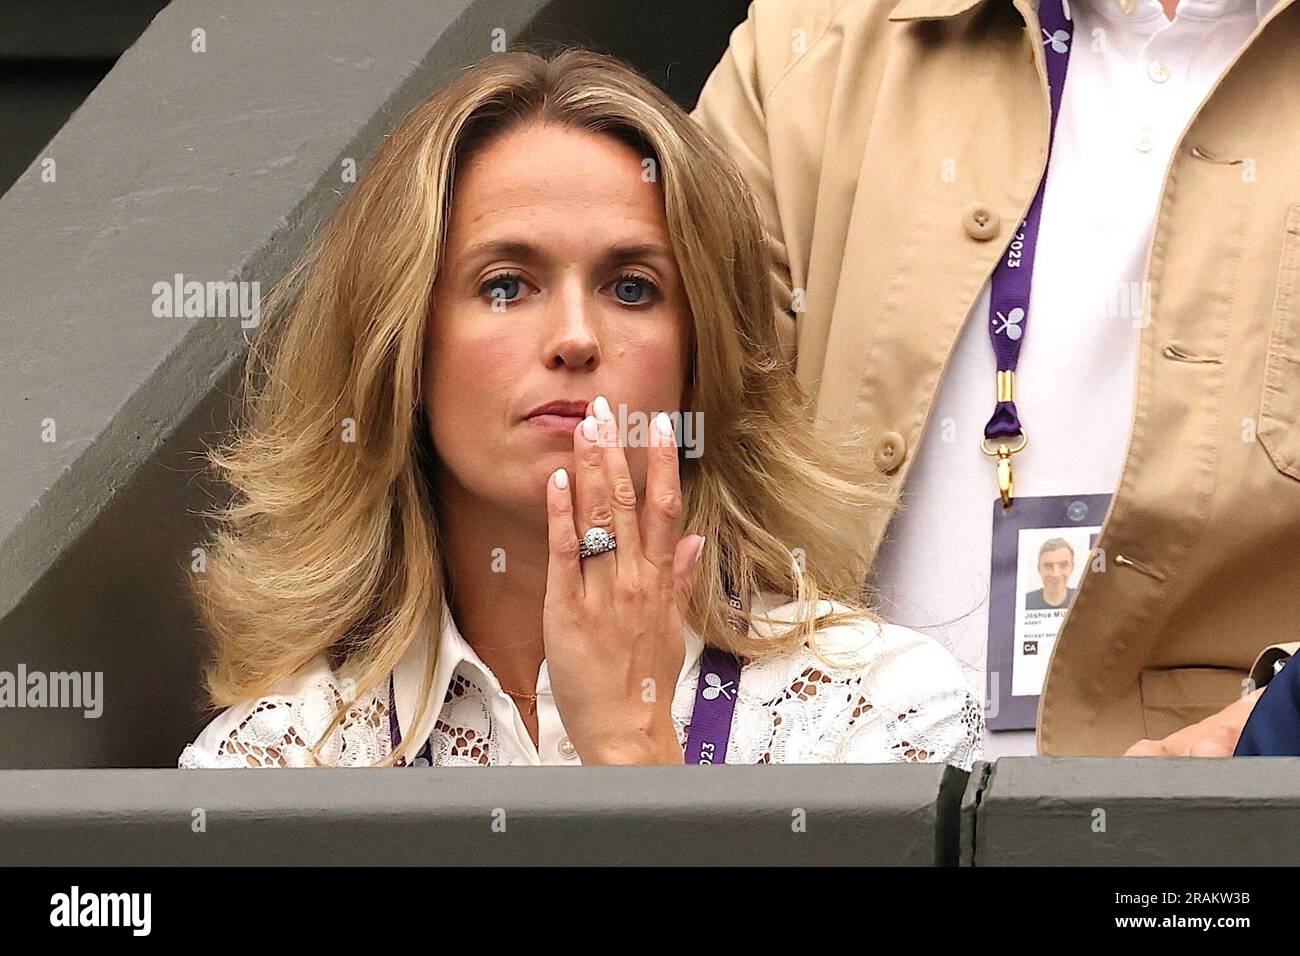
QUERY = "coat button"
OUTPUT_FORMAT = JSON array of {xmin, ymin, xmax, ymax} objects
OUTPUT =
[
  {"xmin": 557, "ymin": 735, "xmax": 578, "ymax": 759},
  {"xmin": 962, "ymin": 204, "xmax": 1000, "ymax": 241},
  {"xmin": 874, "ymin": 431, "xmax": 907, "ymax": 474}
]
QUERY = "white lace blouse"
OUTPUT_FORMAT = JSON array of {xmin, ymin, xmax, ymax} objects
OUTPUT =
[{"xmin": 179, "ymin": 597, "xmax": 984, "ymax": 771}]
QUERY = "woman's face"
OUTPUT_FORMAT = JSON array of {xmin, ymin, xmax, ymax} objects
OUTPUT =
[{"xmin": 424, "ymin": 121, "xmax": 691, "ymax": 522}]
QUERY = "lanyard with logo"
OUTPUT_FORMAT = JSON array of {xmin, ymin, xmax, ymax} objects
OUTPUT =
[
  {"xmin": 683, "ymin": 582, "xmax": 746, "ymax": 766},
  {"xmin": 388, "ymin": 587, "xmax": 747, "ymax": 766},
  {"xmin": 981, "ymin": 0, "xmax": 1076, "ymax": 508}
]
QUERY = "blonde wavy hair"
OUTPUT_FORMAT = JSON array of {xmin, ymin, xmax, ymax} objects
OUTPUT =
[{"xmin": 191, "ymin": 48, "xmax": 891, "ymax": 765}]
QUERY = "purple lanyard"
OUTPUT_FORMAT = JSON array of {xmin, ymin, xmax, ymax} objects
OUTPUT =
[
  {"xmin": 683, "ymin": 584, "xmax": 746, "ymax": 766},
  {"xmin": 388, "ymin": 588, "xmax": 746, "ymax": 766},
  {"xmin": 982, "ymin": 0, "xmax": 1075, "ymax": 506},
  {"xmin": 388, "ymin": 673, "xmax": 432, "ymax": 766}
]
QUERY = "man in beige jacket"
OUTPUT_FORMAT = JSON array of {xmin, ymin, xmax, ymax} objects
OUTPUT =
[{"xmin": 691, "ymin": 0, "xmax": 1300, "ymax": 756}]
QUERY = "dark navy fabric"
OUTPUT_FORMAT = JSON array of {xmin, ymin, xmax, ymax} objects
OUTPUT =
[{"xmin": 1235, "ymin": 656, "xmax": 1300, "ymax": 756}]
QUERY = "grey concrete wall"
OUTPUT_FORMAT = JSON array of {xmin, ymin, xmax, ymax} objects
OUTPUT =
[
  {"xmin": 3, "ymin": 759, "xmax": 1296, "ymax": 865},
  {"xmin": 971, "ymin": 757, "xmax": 1300, "ymax": 866},
  {"xmin": 0, "ymin": 0, "xmax": 171, "ymax": 196},
  {"xmin": 0, "ymin": 763, "xmax": 966, "ymax": 865},
  {"xmin": 0, "ymin": 0, "xmax": 748, "ymax": 769}
]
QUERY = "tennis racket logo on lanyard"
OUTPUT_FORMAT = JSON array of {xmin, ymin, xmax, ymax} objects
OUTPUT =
[
  {"xmin": 981, "ymin": 0, "xmax": 1075, "ymax": 509},
  {"xmin": 685, "ymin": 573, "xmax": 746, "ymax": 766}
]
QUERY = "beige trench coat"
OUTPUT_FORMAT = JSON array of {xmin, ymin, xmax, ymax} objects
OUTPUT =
[{"xmin": 691, "ymin": 0, "xmax": 1300, "ymax": 754}]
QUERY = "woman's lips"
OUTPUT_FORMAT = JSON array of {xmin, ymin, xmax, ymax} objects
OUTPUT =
[{"xmin": 524, "ymin": 412, "xmax": 585, "ymax": 436}]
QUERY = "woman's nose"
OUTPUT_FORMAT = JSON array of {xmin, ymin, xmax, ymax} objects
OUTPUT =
[{"xmin": 544, "ymin": 285, "xmax": 601, "ymax": 370}]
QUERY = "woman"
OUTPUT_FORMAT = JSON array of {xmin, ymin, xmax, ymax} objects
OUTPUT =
[{"xmin": 180, "ymin": 49, "xmax": 983, "ymax": 770}]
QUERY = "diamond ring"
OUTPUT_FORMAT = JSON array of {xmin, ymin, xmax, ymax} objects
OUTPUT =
[{"xmin": 578, "ymin": 527, "xmax": 617, "ymax": 560}]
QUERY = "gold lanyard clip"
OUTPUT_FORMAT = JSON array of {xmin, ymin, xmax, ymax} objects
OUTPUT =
[{"xmin": 981, "ymin": 431, "xmax": 1029, "ymax": 509}]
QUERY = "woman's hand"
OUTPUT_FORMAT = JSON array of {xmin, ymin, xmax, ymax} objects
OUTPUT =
[{"xmin": 543, "ymin": 395, "xmax": 705, "ymax": 765}]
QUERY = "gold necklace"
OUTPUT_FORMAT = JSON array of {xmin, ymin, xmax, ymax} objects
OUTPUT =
[{"xmin": 500, "ymin": 687, "xmax": 538, "ymax": 715}]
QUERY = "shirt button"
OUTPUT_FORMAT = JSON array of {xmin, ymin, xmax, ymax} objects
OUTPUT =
[
  {"xmin": 1114, "ymin": 0, "xmax": 1135, "ymax": 12},
  {"xmin": 961, "ymin": 204, "xmax": 1001, "ymax": 241},
  {"xmin": 873, "ymin": 431, "xmax": 907, "ymax": 474},
  {"xmin": 1147, "ymin": 60, "xmax": 1170, "ymax": 84},
  {"xmin": 1135, "ymin": 131, "xmax": 1153, "ymax": 153},
  {"xmin": 557, "ymin": 735, "xmax": 578, "ymax": 759}
]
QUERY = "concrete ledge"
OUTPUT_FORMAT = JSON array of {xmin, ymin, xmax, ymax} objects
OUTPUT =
[
  {"xmin": 0, "ymin": 764, "xmax": 968, "ymax": 866},
  {"xmin": 5, "ymin": 759, "xmax": 1297, "ymax": 865},
  {"xmin": 972, "ymin": 757, "xmax": 1300, "ymax": 866}
]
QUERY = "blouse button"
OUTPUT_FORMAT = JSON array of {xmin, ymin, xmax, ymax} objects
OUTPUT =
[
  {"xmin": 557, "ymin": 735, "xmax": 578, "ymax": 759},
  {"xmin": 962, "ymin": 203, "xmax": 1000, "ymax": 241}
]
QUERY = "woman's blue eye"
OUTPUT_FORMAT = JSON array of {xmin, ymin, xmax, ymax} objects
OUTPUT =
[
  {"xmin": 614, "ymin": 274, "xmax": 656, "ymax": 304},
  {"xmin": 483, "ymin": 275, "xmax": 522, "ymax": 302}
]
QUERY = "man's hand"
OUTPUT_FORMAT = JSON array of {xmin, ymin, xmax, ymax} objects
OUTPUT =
[{"xmin": 1124, "ymin": 688, "xmax": 1264, "ymax": 757}]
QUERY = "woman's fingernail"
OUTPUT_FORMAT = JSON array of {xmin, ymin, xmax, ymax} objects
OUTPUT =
[
  {"xmin": 553, "ymin": 468, "xmax": 569, "ymax": 490},
  {"xmin": 581, "ymin": 416, "xmax": 598, "ymax": 441},
  {"xmin": 694, "ymin": 537, "xmax": 706, "ymax": 563},
  {"xmin": 593, "ymin": 395, "xmax": 614, "ymax": 421},
  {"xmin": 655, "ymin": 412, "xmax": 674, "ymax": 439}
]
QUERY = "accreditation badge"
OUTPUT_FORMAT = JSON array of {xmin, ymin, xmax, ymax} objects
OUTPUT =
[{"xmin": 985, "ymin": 493, "xmax": 1110, "ymax": 730}]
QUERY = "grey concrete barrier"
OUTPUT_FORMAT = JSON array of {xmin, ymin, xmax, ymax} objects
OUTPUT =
[
  {"xmin": 0, "ymin": 0, "xmax": 170, "ymax": 195},
  {"xmin": 966, "ymin": 757, "xmax": 1300, "ymax": 866},
  {"xmin": 0, "ymin": 763, "xmax": 970, "ymax": 866}
]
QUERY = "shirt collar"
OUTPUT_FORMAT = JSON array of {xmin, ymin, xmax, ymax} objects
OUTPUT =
[
  {"xmin": 1084, "ymin": 0, "xmax": 1275, "ymax": 28},
  {"xmin": 1172, "ymin": 0, "xmax": 1282, "ymax": 22},
  {"xmin": 389, "ymin": 602, "xmax": 708, "ymax": 751},
  {"xmin": 389, "ymin": 602, "xmax": 455, "ymax": 754},
  {"xmin": 889, "ymin": 0, "xmax": 1289, "ymax": 23}
]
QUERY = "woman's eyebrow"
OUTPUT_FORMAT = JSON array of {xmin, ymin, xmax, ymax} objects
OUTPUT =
[
  {"xmin": 460, "ymin": 239, "xmax": 538, "ymax": 265},
  {"xmin": 602, "ymin": 242, "xmax": 675, "ymax": 266}
]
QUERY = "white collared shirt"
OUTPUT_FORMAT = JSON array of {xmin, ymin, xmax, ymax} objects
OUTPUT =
[
  {"xmin": 870, "ymin": 0, "xmax": 1279, "ymax": 758},
  {"xmin": 180, "ymin": 597, "xmax": 983, "ymax": 770}
]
